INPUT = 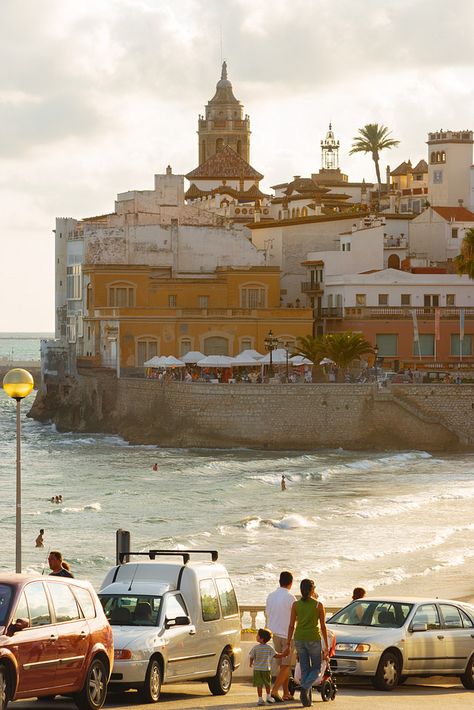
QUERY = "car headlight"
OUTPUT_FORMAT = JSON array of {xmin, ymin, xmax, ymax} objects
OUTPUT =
[
  {"xmin": 114, "ymin": 649, "xmax": 133, "ymax": 660},
  {"xmin": 335, "ymin": 643, "xmax": 371, "ymax": 652}
]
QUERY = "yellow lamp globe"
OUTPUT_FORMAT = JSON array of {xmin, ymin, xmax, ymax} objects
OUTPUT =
[{"xmin": 2, "ymin": 368, "xmax": 34, "ymax": 400}]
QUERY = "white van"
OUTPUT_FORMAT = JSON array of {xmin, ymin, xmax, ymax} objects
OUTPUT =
[{"xmin": 99, "ymin": 550, "xmax": 241, "ymax": 703}]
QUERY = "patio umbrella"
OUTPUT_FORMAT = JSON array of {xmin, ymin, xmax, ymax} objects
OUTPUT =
[
  {"xmin": 319, "ymin": 357, "xmax": 335, "ymax": 366},
  {"xmin": 164, "ymin": 356, "xmax": 185, "ymax": 367},
  {"xmin": 291, "ymin": 355, "xmax": 313, "ymax": 366},
  {"xmin": 196, "ymin": 355, "xmax": 235, "ymax": 367},
  {"xmin": 259, "ymin": 348, "xmax": 291, "ymax": 365},
  {"xmin": 237, "ymin": 349, "xmax": 264, "ymax": 360},
  {"xmin": 143, "ymin": 356, "xmax": 168, "ymax": 368},
  {"xmin": 181, "ymin": 351, "xmax": 205, "ymax": 364},
  {"xmin": 231, "ymin": 354, "xmax": 261, "ymax": 367}
]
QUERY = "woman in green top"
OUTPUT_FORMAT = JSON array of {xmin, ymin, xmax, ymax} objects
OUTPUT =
[{"xmin": 286, "ymin": 579, "xmax": 329, "ymax": 707}]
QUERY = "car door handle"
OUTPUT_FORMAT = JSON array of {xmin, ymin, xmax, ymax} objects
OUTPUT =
[
  {"xmin": 437, "ymin": 635, "xmax": 444, "ymax": 640},
  {"xmin": 49, "ymin": 634, "xmax": 58, "ymax": 642}
]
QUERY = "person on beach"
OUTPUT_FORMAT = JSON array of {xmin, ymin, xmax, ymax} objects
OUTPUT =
[
  {"xmin": 266, "ymin": 571, "xmax": 296, "ymax": 702},
  {"xmin": 286, "ymin": 579, "xmax": 329, "ymax": 707},
  {"xmin": 48, "ymin": 550, "xmax": 74, "ymax": 578},
  {"xmin": 35, "ymin": 529, "xmax": 44, "ymax": 548},
  {"xmin": 152, "ymin": 463, "xmax": 158, "ymax": 471},
  {"xmin": 249, "ymin": 628, "xmax": 288, "ymax": 706},
  {"xmin": 281, "ymin": 475, "xmax": 286, "ymax": 491}
]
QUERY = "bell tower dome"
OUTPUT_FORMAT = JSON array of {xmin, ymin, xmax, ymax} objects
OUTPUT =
[
  {"xmin": 321, "ymin": 123, "xmax": 340, "ymax": 170},
  {"xmin": 197, "ymin": 62, "xmax": 251, "ymax": 165}
]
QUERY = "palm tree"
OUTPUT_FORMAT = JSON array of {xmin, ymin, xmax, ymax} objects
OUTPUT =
[
  {"xmin": 350, "ymin": 123, "xmax": 400, "ymax": 187},
  {"xmin": 295, "ymin": 335, "xmax": 326, "ymax": 378},
  {"xmin": 455, "ymin": 228, "xmax": 474, "ymax": 279},
  {"xmin": 322, "ymin": 332, "xmax": 374, "ymax": 371}
]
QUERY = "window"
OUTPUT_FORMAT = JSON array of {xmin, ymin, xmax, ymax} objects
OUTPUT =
[
  {"xmin": 101, "ymin": 595, "xmax": 161, "ymax": 626},
  {"xmin": 168, "ymin": 295, "xmax": 177, "ymax": 308},
  {"xmin": 137, "ymin": 338, "xmax": 158, "ymax": 366},
  {"xmin": 67, "ymin": 264, "xmax": 82, "ymax": 300},
  {"xmin": 378, "ymin": 294, "xmax": 389, "ymax": 306},
  {"xmin": 413, "ymin": 334, "xmax": 434, "ymax": 356},
  {"xmin": 14, "ymin": 592, "xmax": 29, "ymax": 625},
  {"xmin": 459, "ymin": 609, "xmax": 474, "ymax": 628},
  {"xmin": 241, "ymin": 285, "xmax": 266, "ymax": 308},
  {"xmin": 433, "ymin": 169, "xmax": 443, "ymax": 184},
  {"xmin": 203, "ymin": 336, "xmax": 228, "ymax": 356},
  {"xmin": 198, "ymin": 296, "xmax": 209, "ymax": 309},
  {"xmin": 166, "ymin": 594, "xmax": 188, "ymax": 621},
  {"xmin": 108, "ymin": 284, "xmax": 135, "ymax": 308},
  {"xmin": 199, "ymin": 579, "xmax": 220, "ymax": 621},
  {"xmin": 451, "ymin": 228, "xmax": 459, "ymax": 239},
  {"xmin": 446, "ymin": 294, "xmax": 455, "ymax": 306},
  {"xmin": 401, "ymin": 294, "xmax": 411, "ymax": 306},
  {"xmin": 424, "ymin": 295, "xmax": 439, "ymax": 307},
  {"xmin": 24, "ymin": 582, "xmax": 51, "ymax": 627},
  {"xmin": 439, "ymin": 604, "xmax": 463, "ymax": 629},
  {"xmin": 376, "ymin": 334, "xmax": 398, "ymax": 357},
  {"xmin": 73, "ymin": 587, "xmax": 96, "ymax": 619},
  {"xmin": 451, "ymin": 334, "xmax": 472, "ymax": 357},
  {"xmin": 48, "ymin": 582, "xmax": 80, "ymax": 623},
  {"xmin": 240, "ymin": 338, "xmax": 252, "ymax": 351},
  {"xmin": 215, "ymin": 578, "xmax": 238, "ymax": 617},
  {"xmin": 356, "ymin": 294, "xmax": 366, "ymax": 306},
  {"xmin": 412, "ymin": 604, "xmax": 440, "ymax": 630},
  {"xmin": 180, "ymin": 339, "xmax": 192, "ymax": 356},
  {"xmin": 310, "ymin": 269, "xmax": 323, "ymax": 285}
]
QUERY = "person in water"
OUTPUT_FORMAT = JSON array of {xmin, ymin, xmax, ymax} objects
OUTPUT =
[
  {"xmin": 35, "ymin": 529, "xmax": 44, "ymax": 548},
  {"xmin": 152, "ymin": 463, "xmax": 158, "ymax": 471},
  {"xmin": 281, "ymin": 475, "xmax": 286, "ymax": 491}
]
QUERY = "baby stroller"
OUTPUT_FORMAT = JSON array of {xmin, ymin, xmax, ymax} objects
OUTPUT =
[{"xmin": 288, "ymin": 630, "xmax": 337, "ymax": 702}]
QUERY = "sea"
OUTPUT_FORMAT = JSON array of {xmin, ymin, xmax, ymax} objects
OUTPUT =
[{"xmin": 1, "ymin": 333, "xmax": 474, "ymax": 606}]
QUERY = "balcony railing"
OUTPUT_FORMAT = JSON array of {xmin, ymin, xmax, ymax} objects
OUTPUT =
[
  {"xmin": 320, "ymin": 307, "xmax": 344, "ymax": 318},
  {"xmin": 301, "ymin": 281, "xmax": 324, "ymax": 294},
  {"xmin": 345, "ymin": 307, "xmax": 474, "ymax": 319}
]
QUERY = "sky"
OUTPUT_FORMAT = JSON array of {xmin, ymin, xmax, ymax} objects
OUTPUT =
[{"xmin": 0, "ymin": 0, "xmax": 473, "ymax": 332}]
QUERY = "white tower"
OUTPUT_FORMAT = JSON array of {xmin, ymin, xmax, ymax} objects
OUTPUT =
[
  {"xmin": 427, "ymin": 129, "xmax": 473, "ymax": 207},
  {"xmin": 321, "ymin": 123, "xmax": 340, "ymax": 170}
]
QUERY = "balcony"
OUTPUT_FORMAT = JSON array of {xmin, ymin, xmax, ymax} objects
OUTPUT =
[
  {"xmin": 301, "ymin": 281, "xmax": 324, "ymax": 294},
  {"xmin": 384, "ymin": 237, "xmax": 408, "ymax": 249},
  {"xmin": 320, "ymin": 307, "xmax": 344, "ymax": 318},
  {"xmin": 344, "ymin": 307, "xmax": 474, "ymax": 320}
]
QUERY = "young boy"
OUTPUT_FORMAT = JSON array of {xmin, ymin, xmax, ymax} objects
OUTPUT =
[{"xmin": 249, "ymin": 628, "xmax": 287, "ymax": 705}]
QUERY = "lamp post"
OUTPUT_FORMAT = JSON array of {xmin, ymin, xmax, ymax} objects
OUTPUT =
[
  {"xmin": 2, "ymin": 368, "xmax": 34, "ymax": 573},
  {"xmin": 281, "ymin": 340, "xmax": 291, "ymax": 383},
  {"xmin": 374, "ymin": 344, "xmax": 379, "ymax": 381},
  {"xmin": 264, "ymin": 330, "xmax": 279, "ymax": 379}
]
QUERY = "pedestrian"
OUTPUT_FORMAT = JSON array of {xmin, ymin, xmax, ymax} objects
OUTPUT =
[
  {"xmin": 281, "ymin": 475, "xmax": 286, "ymax": 492},
  {"xmin": 286, "ymin": 578, "xmax": 329, "ymax": 707},
  {"xmin": 352, "ymin": 586, "xmax": 366, "ymax": 601},
  {"xmin": 266, "ymin": 571, "xmax": 296, "ymax": 702},
  {"xmin": 48, "ymin": 550, "xmax": 74, "ymax": 578},
  {"xmin": 249, "ymin": 628, "xmax": 287, "ymax": 706},
  {"xmin": 35, "ymin": 529, "xmax": 45, "ymax": 548}
]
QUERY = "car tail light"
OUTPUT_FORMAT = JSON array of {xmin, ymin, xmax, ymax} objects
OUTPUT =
[{"xmin": 114, "ymin": 649, "xmax": 132, "ymax": 660}]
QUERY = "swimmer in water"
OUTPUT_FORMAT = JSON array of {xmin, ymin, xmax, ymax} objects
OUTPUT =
[
  {"xmin": 152, "ymin": 463, "xmax": 158, "ymax": 471},
  {"xmin": 35, "ymin": 529, "xmax": 45, "ymax": 548}
]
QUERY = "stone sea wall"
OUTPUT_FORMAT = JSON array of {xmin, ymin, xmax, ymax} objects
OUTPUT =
[{"xmin": 29, "ymin": 372, "xmax": 474, "ymax": 451}]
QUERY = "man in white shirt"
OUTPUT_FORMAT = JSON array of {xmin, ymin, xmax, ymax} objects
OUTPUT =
[{"xmin": 265, "ymin": 571, "xmax": 296, "ymax": 701}]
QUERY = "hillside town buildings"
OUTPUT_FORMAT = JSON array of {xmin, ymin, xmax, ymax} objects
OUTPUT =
[{"xmin": 43, "ymin": 62, "xmax": 474, "ymax": 381}]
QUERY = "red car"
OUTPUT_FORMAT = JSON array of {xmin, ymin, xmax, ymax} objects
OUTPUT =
[{"xmin": 0, "ymin": 574, "xmax": 113, "ymax": 710}]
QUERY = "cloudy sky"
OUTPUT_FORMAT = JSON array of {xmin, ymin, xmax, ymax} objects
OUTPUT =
[{"xmin": 1, "ymin": 0, "xmax": 473, "ymax": 332}]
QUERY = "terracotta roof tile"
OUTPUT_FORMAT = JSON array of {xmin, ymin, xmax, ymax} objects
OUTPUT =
[
  {"xmin": 411, "ymin": 159, "xmax": 428, "ymax": 173},
  {"xmin": 432, "ymin": 206, "xmax": 474, "ymax": 221},
  {"xmin": 186, "ymin": 145, "xmax": 263, "ymax": 180}
]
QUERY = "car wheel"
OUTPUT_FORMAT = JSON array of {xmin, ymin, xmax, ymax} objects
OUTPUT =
[
  {"xmin": 74, "ymin": 658, "xmax": 108, "ymax": 710},
  {"xmin": 140, "ymin": 659, "xmax": 162, "ymax": 703},
  {"xmin": 0, "ymin": 666, "xmax": 8, "ymax": 710},
  {"xmin": 372, "ymin": 651, "xmax": 400, "ymax": 691},
  {"xmin": 461, "ymin": 653, "xmax": 474, "ymax": 690},
  {"xmin": 208, "ymin": 652, "xmax": 232, "ymax": 695}
]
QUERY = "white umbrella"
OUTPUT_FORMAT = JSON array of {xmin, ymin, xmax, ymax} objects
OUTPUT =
[
  {"xmin": 260, "ymin": 348, "xmax": 290, "ymax": 365},
  {"xmin": 237, "ymin": 349, "xmax": 264, "ymax": 360},
  {"xmin": 196, "ymin": 355, "xmax": 235, "ymax": 367},
  {"xmin": 143, "ymin": 356, "xmax": 168, "ymax": 368},
  {"xmin": 164, "ymin": 356, "xmax": 185, "ymax": 367},
  {"xmin": 319, "ymin": 357, "xmax": 335, "ymax": 365},
  {"xmin": 180, "ymin": 351, "xmax": 205, "ymax": 364},
  {"xmin": 291, "ymin": 355, "xmax": 313, "ymax": 366},
  {"xmin": 231, "ymin": 354, "xmax": 261, "ymax": 367}
]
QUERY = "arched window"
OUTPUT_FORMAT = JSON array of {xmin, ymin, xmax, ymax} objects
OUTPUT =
[
  {"xmin": 180, "ymin": 339, "xmax": 192, "ymax": 356},
  {"xmin": 441, "ymin": 151, "xmax": 446, "ymax": 162},
  {"xmin": 436, "ymin": 151, "xmax": 441, "ymax": 163},
  {"xmin": 107, "ymin": 282, "xmax": 136, "ymax": 307},
  {"xmin": 296, "ymin": 208, "xmax": 300, "ymax": 217},
  {"xmin": 240, "ymin": 338, "xmax": 253, "ymax": 352},
  {"xmin": 291, "ymin": 208, "xmax": 295, "ymax": 217},
  {"xmin": 431, "ymin": 151, "xmax": 436, "ymax": 164},
  {"xmin": 136, "ymin": 337, "xmax": 159, "ymax": 366},
  {"xmin": 203, "ymin": 336, "xmax": 229, "ymax": 355},
  {"xmin": 302, "ymin": 207, "xmax": 308, "ymax": 217},
  {"xmin": 216, "ymin": 138, "xmax": 224, "ymax": 152},
  {"xmin": 240, "ymin": 283, "xmax": 267, "ymax": 308}
]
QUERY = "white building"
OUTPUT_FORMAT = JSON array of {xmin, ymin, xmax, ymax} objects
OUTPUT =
[
  {"xmin": 409, "ymin": 205, "xmax": 474, "ymax": 263},
  {"xmin": 428, "ymin": 130, "xmax": 473, "ymax": 208}
]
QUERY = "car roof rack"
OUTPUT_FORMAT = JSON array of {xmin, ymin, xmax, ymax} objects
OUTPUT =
[{"xmin": 118, "ymin": 549, "xmax": 218, "ymax": 564}]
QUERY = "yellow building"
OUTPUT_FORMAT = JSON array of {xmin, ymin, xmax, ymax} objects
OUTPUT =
[{"xmin": 83, "ymin": 264, "xmax": 313, "ymax": 369}]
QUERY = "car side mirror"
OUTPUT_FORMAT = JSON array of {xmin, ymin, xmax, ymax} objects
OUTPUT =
[
  {"xmin": 9, "ymin": 617, "xmax": 29, "ymax": 634},
  {"xmin": 165, "ymin": 615, "xmax": 191, "ymax": 629},
  {"xmin": 411, "ymin": 622, "xmax": 428, "ymax": 632}
]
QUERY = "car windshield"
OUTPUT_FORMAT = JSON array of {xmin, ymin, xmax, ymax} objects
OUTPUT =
[
  {"xmin": 0, "ymin": 585, "xmax": 13, "ymax": 626},
  {"xmin": 329, "ymin": 600, "xmax": 413, "ymax": 628},
  {"xmin": 100, "ymin": 594, "xmax": 162, "ymax": 626}
]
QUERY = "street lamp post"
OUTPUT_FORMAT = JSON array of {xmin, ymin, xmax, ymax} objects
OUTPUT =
[
  {"xmin": 374, "ymin": 344, "xmax": 379, "ymax": 381},
  {"xmin": 282, "ymin": 340, "xmax": 290, "ymax": 383},
  {"xmin": 264, "ymin": 330, "xmax": 279, "ymax": 379},
  {"xmin": 2, "ymin": 368, "xmax": 34, "ymax": 573}
]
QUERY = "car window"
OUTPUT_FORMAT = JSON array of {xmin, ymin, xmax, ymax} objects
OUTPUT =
[
  {"xmin": 330, "ymin": 600, "xmax": 411, "ymax": 628},
  {"xmin": 100, "ymin": 595, "xmax": 161, "ymax": 626},
  {"xmin": 0, "ymin": 585, "xmax": 13, "ymax": 626},
  {"xmin": 459, "ymin": 609, "xmax": 474, "ymax": 628},
  {"xmin": 440, "ymin": 604, "xmax": 463, "ymax": 629},
  {"xmin": 412, "ymin": 604, "xmax": 440, "ymax": 630},
  {"xmin": 24, "ymin": 582, "xmax": 51, "ymax": 627},
  {"xmin": 48, "ymin": 582, "xmax": 80, "ymax": 622},
  {"xmin": 73, "ymin": 587, "xmax": 97, "ymax": 619},
  {"xmin": 13, "ymin": 592, "xmax": 30, "ymax": 626},
  {"xmin": 215, "ymin": 578, "xmax": 238, "ymax": 617},
  {"xmin": 199, "ymin": 579, "xmax": 220, "ymax": 622},
  {"xmin": 166, "ymin": 594, "xmax": 188, "ymax": 621}
]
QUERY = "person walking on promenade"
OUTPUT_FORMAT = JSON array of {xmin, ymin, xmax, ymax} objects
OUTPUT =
[
  {"xmin": 281, "ymin": 475, "xmax": 286, "ymax": 492},
  {"xmin": 48, "ymin": 550, "xmax": 74, "ymax": 578},
  {"xmin": 266, "ymin": 571, "xmax": 296, "ymax": 702},
  {"xmin": 35, "ymin": 529, "xmax": 44, "ymax": 548},
  {"xmin": 286, "ymin": 579, "xmax": 329, "ymax": 707},
  {"xmin": 249, "ymin": 628, "xmax": 288, "ymax": 706}
]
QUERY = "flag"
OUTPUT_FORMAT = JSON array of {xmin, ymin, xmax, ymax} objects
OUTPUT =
[
  {"xmin": 434, "ymin": 308, "xmax": 441, "ymax": 341},
  {"xmin": 460, "ymin": 308, "xmax": 465, "ymax": 341},
  {"xmin": 411, "ymin": 309, "xmax": 419, "ymax": 342}
]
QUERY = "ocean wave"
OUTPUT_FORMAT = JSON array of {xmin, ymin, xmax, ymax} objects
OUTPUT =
[
  {"xmin": 237, "ymin": 513, "xmax": 317, "ymax": 530},
  {"xmin": 346, "ymin": 485, "xmax": 474, "ymax": 520},
  {"xmin": 47, "ymin": 502, "xmax": 102, "ymax": 514}
]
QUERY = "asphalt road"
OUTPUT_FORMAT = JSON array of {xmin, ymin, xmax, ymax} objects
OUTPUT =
[{"xmin": 15, "ymin": 679, "xmax": 474, "ymax": 710}]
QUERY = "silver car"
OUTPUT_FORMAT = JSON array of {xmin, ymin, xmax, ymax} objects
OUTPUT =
[{"xmin": 327, "ymin": 596, "xmax": 474, "ymax": 691}]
